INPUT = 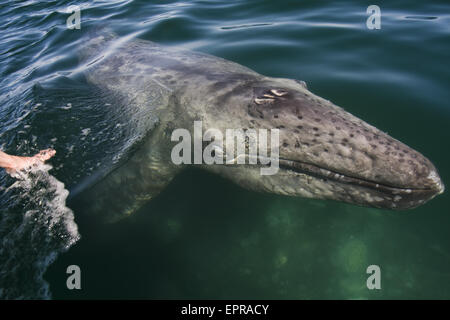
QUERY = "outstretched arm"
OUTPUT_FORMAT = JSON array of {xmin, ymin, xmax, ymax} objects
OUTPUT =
[{"xmin": 0, "ymin": 149, "xmax": 56, "ymax": 174}]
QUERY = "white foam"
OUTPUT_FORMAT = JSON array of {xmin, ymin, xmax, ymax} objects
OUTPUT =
[
  {"xmin": 60, "ymin": 103, "xmax": 72, "ymax": 110},
  {"xmin": 81, "ymin": 128, "xmax": 91, "ymax": 136},
  {"xmin": 81, "ymin": 128, "xmax": 91, "ymax": 141}
]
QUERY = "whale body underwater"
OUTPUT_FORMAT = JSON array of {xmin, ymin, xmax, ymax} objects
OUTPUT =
[{"xmin": 75, "ymin": 30, "xmax": 444, "ymax": 221}]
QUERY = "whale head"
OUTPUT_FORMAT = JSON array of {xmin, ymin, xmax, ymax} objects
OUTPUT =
[{"xmin": 202, "ymin": 76, "xmax": 444, "ymax": 210}]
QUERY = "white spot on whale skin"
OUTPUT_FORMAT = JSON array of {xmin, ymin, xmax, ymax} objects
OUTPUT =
[
  {"xmin": 255, "ymin": 98, "xmax": 274, "ymax": 104},
  {"xmin": 270, "ymin": 89, "xmax": 288, "ymax": 97},
  {"xmin": 427, "ymin": 170, "xmax": 445, "ymax": 194}
]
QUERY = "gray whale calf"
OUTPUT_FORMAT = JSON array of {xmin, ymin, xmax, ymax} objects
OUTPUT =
[{"xmin": 78, "ymin": 30, "xmax": 444, "ymax": 221}]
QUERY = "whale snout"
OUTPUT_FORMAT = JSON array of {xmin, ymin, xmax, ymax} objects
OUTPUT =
[
  {"xmin": 425, "ymin": 170, "xmax": 445, "ymax": 195},
  {"xmin": 376, "ymin": 153, "xmax": 445, "ymax": 209},
  {"xmin": 404, "ymin": 165, "xmax": 445, "ymax": 208}
]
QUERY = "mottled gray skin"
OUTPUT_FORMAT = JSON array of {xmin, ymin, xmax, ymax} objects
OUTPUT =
[{"xmin": 79, "ymin": 31, "xmax": 444, "ymax": 222}]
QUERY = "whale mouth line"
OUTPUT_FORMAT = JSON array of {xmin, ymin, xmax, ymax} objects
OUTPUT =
[{"xmin": 278, "ymin": 158, "xmax": 434, "ymax": 195}]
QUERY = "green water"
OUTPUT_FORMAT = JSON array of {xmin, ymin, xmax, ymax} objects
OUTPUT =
[{"xmin": 1, "ymin": 0, "xmax": 449, "ymax": 299}]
